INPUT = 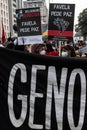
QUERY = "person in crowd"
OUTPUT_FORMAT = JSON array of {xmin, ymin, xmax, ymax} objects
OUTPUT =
[
  {"xmin": 0, "ymin": 44, "xmax": 4, "ymax": 48},
  {"xmin": 46, "ymin": 43, "xmax": 59, "ymax": 56},
  {"xmin": 5, "ymin": 37, "xmax": 13, "ymax": 46},
  {"xmin": 31, "ymin": 44, "xmax": 46, "ymax": 55},
  {"xmin": 74, "ymin": 43, "xmax": 79, "ymax": 51},
  {"xmin": 6, "ymin": 43, "xmax": 15, "ymax": 49},
  {"xmin": 67, "ymin": 45, "xmax": 76, "ymax": 57},
  {"xmin": 85, "ymin": 40, "xmax": 87, "ymax": 46},
  {"xmin": 39, "ymin": 44, "xmax": 46, "ymax": 55},
  {"xmin": 14, "ymin": 44, "xmax": 25, "ymax": 51},
  {"xmin": 63, "ymin": 40, "xmax": 74, "ymax": 46},
  {"xmin": 61, "ymin": 45, "xmax": 76, "ymax": 57},
  {"xmin": 81, "ymin": 52, "xmax": 87, "ymax": 58},
  {"xmin": 6, "ymin": 37, "xmax": 15, "ymax": 49},
  {"xmin": 24, "ymin": 44, "xmax": 33, "ymax": 53},
  {"xmin": 75, "ymin": 41, "xmax": 87, "ymax": 57},
  {"xmin": 0, "ymin": 40, "xmax": 5, "ymax": 48}
]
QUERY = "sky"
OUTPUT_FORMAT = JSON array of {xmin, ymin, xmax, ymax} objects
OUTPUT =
[{"xmin": 45, "ymin": 0, "xmax": 87, "ymax": 25}]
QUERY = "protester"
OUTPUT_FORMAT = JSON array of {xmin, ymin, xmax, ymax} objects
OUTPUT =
[
  {"xmin": 6, "ymin": 37, "xmax": 13, "ymax": 45},
  {"xmin": 24, "ymin": 44, "xmax": 33, "ymax": 53},
  {"xmin": 6, "ymin": 37, "xmax": 15, "ymax": 49},
  {"xmin": 85, "ymin": 40, "xmax": 87, "ymax": 46},
  {"xmin": 0, "ymin": 44, "xmax": 5, "ymax": 48},
  {"xmin": 67, "ymin": 45, "xmax": 76, "ymax": 57},
  {"xmin": 46, "ymin": 43, "xmax": 59, "ymax": 56},
  {"xmin": 14, "ymin": 44, "xmax": 25, "ymax": 51},
  {"xmin": 75, "ymin": 41, "xmax": 87, "ymax": 57},
  {"xmin": 81, "ymin": 53, "xmax": 87, "ymax": 58},
  {"xmin": 31, "ymin": 44, "xmax": 46, "ymax": 55},
  {"xmin": 6, "ymin": 43, "xmax": 15, "ymax": 49},
  {"xmin": 61, "ymin": 45, "xmax": 76, "ymax": 57}
]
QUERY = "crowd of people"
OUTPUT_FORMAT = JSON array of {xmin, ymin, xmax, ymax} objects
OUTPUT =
[{"xmin": 1, "ymin": 37, "xmax": 87, "ymax": 58}]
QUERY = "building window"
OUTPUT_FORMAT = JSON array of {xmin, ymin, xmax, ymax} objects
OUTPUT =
[
  {"xmin": 1, "ymin": 3, "xmax": 2, "ymax": 8},
  {"xmin": 13, "ymin": 3, "xmax": 16, "ymax": 8},
  {"xmin": 1, "ymin": 10, "xmax": 3, "ymax": 15}
]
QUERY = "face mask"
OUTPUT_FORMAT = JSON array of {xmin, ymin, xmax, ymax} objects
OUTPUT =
[
  {"xmin": 40, "ymin": 50, "xmax": 46, "ymax": 55},
  {"xmin": 65, "ymin": 43, "xmax": 67, "ymax": 46},
  {"xmin": 61, "ymin": 51, "xmax": 68, "ymax": 57}
]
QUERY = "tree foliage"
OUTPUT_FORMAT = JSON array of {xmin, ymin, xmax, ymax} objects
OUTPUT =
[{"xmin": 75, "ymin": 8, "xmax": 87, "ymax": 38}]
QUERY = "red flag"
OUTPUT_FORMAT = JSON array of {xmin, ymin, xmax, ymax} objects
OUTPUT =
[{"xmin": 1, "ymin": 22, "xmax": 6, "ymax": 43}]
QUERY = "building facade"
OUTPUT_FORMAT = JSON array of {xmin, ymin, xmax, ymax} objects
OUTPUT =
[
  {"xmin": 8, "ymin": 0, "xmax": 18, "ymax": 37},
  {"xmin": 17, "ymin": 0, "xmax": 23, "ymax": 9},
  {"xmin": 0, "ymin": 0, "xmax": 9, "ymax": 39},
  {"xmin": 8, "ymin": 0, "xmax": 25, "ymax": 37}
]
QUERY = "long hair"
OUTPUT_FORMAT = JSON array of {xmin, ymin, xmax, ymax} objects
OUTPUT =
[
  {"xmin": 62, "ymin": 45, "xmax": 76, "ymax": 57},
  {"xmin": 46, "ymin": 43, "xmax": 54, "ymax": 52}
]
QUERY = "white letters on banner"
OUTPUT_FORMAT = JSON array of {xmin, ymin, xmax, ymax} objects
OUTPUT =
[
  {"xmin": 8, "ymin": 63, "xmax": 27, "ymax": 127},
  {"xmin": 67, "ymin": 69, "xmax": 86, "ymax": 130},
  {"xmin": 29, "ymin": 65, "xmax": 45, "ymax": 129},
  {"xmin": 45, "ymin": 67, "xmax": 68, "ymax": 130},
  {"xmin": 8, "ymin": 63, "xmax": 86, "ymax": 130}
]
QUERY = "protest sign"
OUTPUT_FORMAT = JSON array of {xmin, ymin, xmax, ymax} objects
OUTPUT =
[
  {"xmin": 16, "ymin": 8, "xmax": 43, "ymax": 45},
  {"xmin": 48, "ymin": 3, "xmax": 75, "ymax": 41}
]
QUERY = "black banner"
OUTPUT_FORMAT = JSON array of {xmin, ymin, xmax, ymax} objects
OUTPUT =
[
  {"xmin": 16, "ymin": 8, "xmax": 42, "ymax": 45},
  {"xmin": 48, "ymin": 4, "xmax": 75, "ymax": 41},
  {"xmin": 0, "ymin": 47, "xmax": 87, "ymax": 130}
]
